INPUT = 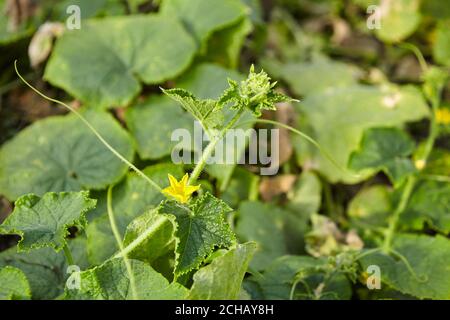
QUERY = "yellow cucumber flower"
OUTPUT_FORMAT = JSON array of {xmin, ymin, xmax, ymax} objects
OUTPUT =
[
  {"xmin": 436, "ymin": 108, "xmax": 450, "ymax": 125},
  {"xmin": 162, "ymin": 173, "xmax": 200, "ymax": 204}
]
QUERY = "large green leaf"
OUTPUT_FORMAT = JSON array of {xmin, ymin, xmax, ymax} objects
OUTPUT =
[
  {"xmin": 349, "ymin": 127, "xmax": 416, "ymax": 186},
  {"xmin": 348, "ymin": 185, "xmax": 392, "ymax": 230},
  {"xmin": 285, "ymin": 171, "xmax": 322, "ymax": 215},
  {"xmin": 283, "ymin": 172, "xmax": 322, "ymax": 254},
  {"xmin": 65, "ymin": 259, "xmax": 188, "ymax": 300},
  {"xmin": 0, "ymin": 110, "xmax": 134, "ymax": 201},
  {"xmin": 265, "ymin": 56, "xmax": 361, "ymax": 97},
  {"xmin": 221, "ymin": 167, "xmax": 259, "ymax": 209},
  {"xmin": 188, "ymin": 242, "xmax": 256, "ymax": 299},
  {"xmin": 122, "ymin": 209, "xmax": 176, "ymax": 263},
  {"xmin": 249, "ymin": 255, "xmax": 352, "ymax": 300},
  {"xmin": 86, "ymin": 163, "xmax": 183, "ymax": 265},
  {"xmin": 0, "ymin": 191, "xmax": 95, "ymax": 251},
  {"xmin": 375, "ymin": 0, "xmax": 421, "ymax": 43},
  {"xmin": 205, "ymin": 17, "xmax": 253, "ymax": 68},
  {"xmin": 433, "ymin": 20, "xmax": 450, "ymax": 67},
  {"xmin": 360, "ymin": 234, "xmax": 450, "ymax": 299},
  {"xmin": 177, "ymin": 63, "xmax": 243, "ymax": 100},
  {"xmin": 421, "ymin": 0, "xmax": 450, "ymax": 20},
  {"xmin": 0, "ymin": 237, "xmax": 89, "ymax": 299},
  {"xmin": 44, "ymin": 15, "xmax": 196, "ymax": 109},
  {"xmin": 235, "ymin": 201, "xmax": 308, "ymax": 270},
  {"xmin": 160, "ymin": 0, "xmax": 247, "ymax": 46},
  {"xmin": 125, "ymin": 96, "xmax": 194, "ymax": 160},
  {"xmin": 0, "ymin": 266, "xmax": 31, "ymax": 300},
  {"xmin": 159, "ymin": 192, "xmax": 236, "ymax": 275},
  {"xmin": 52, "ymin": 0, "xmax": 126, "ymax": 19},
  {"xmin": 401, "ymin": 180, "xmax": 450, "ymax": 234},
  {"xmin": 421, "ymin": 148, "xmax": 450, "ymax": 176},
  {"xmin": 293, "ymin": 85, "xmax": 429, "ymax": 183}
]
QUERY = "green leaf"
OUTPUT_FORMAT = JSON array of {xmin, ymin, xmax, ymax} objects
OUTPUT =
[
  {"xmin": 283, "ymin": 172, "xmax": 322, "ymax": 254},
  {"xmin": 162, "ymin": 88, "xmax": 224, "ymax": 134},
  {"xmin": 0, "ymin": 191, "xmax": 96, "ymax": 252},
  {"xmin": 221, "ymin": 167, "xmax": 259, "ymax": 208},
  {"xmin": 158, "ymin": 192, "xmax": 236, "ymax": 275},
  {"xmin": 250, "ymin": 255, "xmax": 352, "ymax": 300},
  {"xmin": 433, "ymin": 20, "xmax": 450, "ymax": 67},
  {"xmin": 293, "ymin": 85, "xmax": 429, "ymax": 183},
  {"xmin": 65, "ymin": 259, "xmax": 188, "ymax": 300},
  {"xmin": 122, "ymin": 209, "xmax": 176, "ymax": 263},
  {"xmin": 0, "ymin": 266, "xmax": 31, "ymax": 300},
  {"xmin": 125, "ymin": 96, "xmax": 194, "ymax": 160},
  {"xmin": 422, "ymin": 66, "xmax": 449, "ymax": 102},
  {"xmin": 264, "ymin": 55, "xmax": 361, "ymax": 96},
  {"xmin": 0, "ymin": 110, "xmax": 134, "ymax": 201},
  {"xmin": 53, "ymin": 0, "xmax": 126, "ymax": 19},
  {"xmin": 421, "ymin": 148, "xmax": 450, "ymax": 176},
  {"xmin": 349, "ymin": 127, "xmax": 416, "ymax": 186},
  {"xmin": 160, "ymin": 0, "xmax": 247, "ymax": 46},
  {"xmin": 205, "ymin": 17, "xmax": 253, "ymax": 68},
  {"xmin": 0, "ymin": 237, "xmax": 89, "ymax": 299},
  {"xmin": 421, "ymin": 0, "xmax": 450, "ymax": 20},
  {"xmin": 177, "ymin": 63, "xmax": 243, "ymax": 99},
  {"xmin": 285, "ymin": 171, "xmax": 322, "ymax": 215},
  {"xmin": 87, "ymin": 163, "xmax": 183, "ymax": 265},
  {"xmin": 236, "ymin": 201, "xmax": 300, "ymax": 270},
  {"xmin": 375, "ymin": 0, "xmax": 421, "ymax": 43},
  {"xmin": 402, "ymin": 180, "xmax": 450, "ymax": 234},
  {"xmin": 188, "ymin": 242, "xmax": 256, "ymax": 299},
  {"xmin": 360, "ymin": 234, "xmax": 450, "ymax": 299},
  {"xmin": 348, "ymin": 185, "xmax": 392, "ymax": 230},
  {"xmin": 44, "ymin": 15, "xmax": 196, "ymax": 108}
]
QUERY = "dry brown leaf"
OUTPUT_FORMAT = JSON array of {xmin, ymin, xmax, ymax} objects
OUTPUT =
[
  {"xmin": 7, "ymin": 86, "xmax": 66, "ymax": 122},
  {"xmin": 5, "ymin": 0, "xmax": 36, "ymax": 32},
  {"xmin": 28, "ymin": 22, "xmax": 65, "ymax": 68},
  {"xmin": 393, "ymin": 55, "xmax": 422, "ymax": 82},
  {"xmin": 0, "ymin": 197, "xmax": 12, "ymax": 224},
  {"xmin": 259, "ymin": 174, "xmax": 296, "ymax": 202},
  {"xmin": 331, "ymin": 18, "xmax": 351, "ymax": 45}
]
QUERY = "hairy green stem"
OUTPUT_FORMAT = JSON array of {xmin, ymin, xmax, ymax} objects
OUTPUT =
[
  {"xmin": 107, "ymin": 186, "xmax": 138, "ymax": 300},
  {"xmin": 63, "ymin": 244, "xmax": 74, "ymax": 266},
  {"xmin": 188, "ymin": 108, "xmax": 245, "ymax": 185},
  {"xmin": 14, "ymin": 61, "xmax": 162, "ymax": 193}
]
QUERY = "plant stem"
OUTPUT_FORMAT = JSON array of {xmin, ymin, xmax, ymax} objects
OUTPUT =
[
  {"xmin": 382, "ymin": 85, "xmax": 441, "ymax": 252},
  {"xmin": 382, "ymin": 175, "xmax": 416, "ymax": 252},
  {"xmin": 248, "ymin": 176, "xmax": 260, "ymax": 201},
  {"xmin": 419, "ymin": 96, "xmax": 440, "ymax": 165},
  {"xmin": 107, "ymin": 186, "xmax": 138, "ymax": 300},
  {"xmin": 63, "ymin": 244, "xmax": 74, "ymax": 266},
  {"xmin": 188, "ymin": 108, "xmax": 245, "ymax": 185}
]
